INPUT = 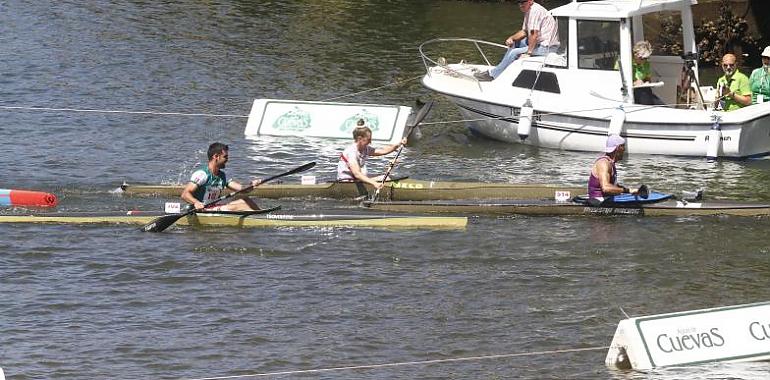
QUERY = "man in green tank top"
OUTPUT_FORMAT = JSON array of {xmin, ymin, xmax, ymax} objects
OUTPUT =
[{"xmin": 181, "ymin": 142, "xmax": 261, "ymax": 211}]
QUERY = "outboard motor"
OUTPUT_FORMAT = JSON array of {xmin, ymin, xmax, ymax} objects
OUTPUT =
[{"xmin": 517, "ymin": 98, "xmax": 534, "ymax": 140}]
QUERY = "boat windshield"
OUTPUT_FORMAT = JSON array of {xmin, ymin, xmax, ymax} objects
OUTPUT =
[{"xmin": 577, "ymin": 20, "xmax": 620, "ymax": 71}]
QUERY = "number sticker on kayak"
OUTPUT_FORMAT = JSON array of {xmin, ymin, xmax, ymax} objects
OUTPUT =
[{"xmin": 554, "ymin": 191, "xmax": 571, "ymax": 202}]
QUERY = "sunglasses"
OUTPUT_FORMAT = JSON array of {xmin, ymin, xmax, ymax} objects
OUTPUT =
[{"xmin": 722, "ymin": 63, "xmax": 736, "ymax": 68}]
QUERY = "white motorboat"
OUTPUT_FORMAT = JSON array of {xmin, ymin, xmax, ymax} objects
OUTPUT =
[{"xmin": 419, "ymin": 0, "xmax": 770, "ymax": 159}]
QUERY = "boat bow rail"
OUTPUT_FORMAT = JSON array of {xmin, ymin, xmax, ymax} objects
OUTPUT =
[{"xmin": 419, "ymin": 38, "xmax": 509, "ymax": 90}]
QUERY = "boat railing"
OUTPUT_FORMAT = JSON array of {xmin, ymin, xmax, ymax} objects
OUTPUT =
[{"xmin": 419, "ymin": 38, "xmax": 508, "ymax": 86}]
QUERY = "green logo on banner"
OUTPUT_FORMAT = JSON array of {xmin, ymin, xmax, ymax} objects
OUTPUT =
[
  {"xmin": 274, "ymin": 107, "xmax": 312, "ymax": 131},
  {"xmin": 341, "ymin": 109, "xmax": 379, "ymax": 132}
]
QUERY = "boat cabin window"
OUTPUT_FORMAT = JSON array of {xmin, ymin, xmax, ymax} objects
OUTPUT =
[
  {"xmin": 577, "ymin": 20, "xmax": 620, "ymax": 70},
  {"xmin": 640, "ymin": 12, "xmax": 684, "ymax": 57},
  {"xmin": 512, "ymin": 70, "xmax": 561, "ymax": 94}
]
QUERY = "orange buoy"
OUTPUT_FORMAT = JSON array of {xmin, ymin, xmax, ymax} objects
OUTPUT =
[{"xmin": 0, "ymin": 189, "xmax": 58, "ymax": 207}]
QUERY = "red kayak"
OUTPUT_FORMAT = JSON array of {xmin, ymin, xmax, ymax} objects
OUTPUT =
[{"xmin": 0, "ymin": 189, "xmax": 58, "ymax": 207}]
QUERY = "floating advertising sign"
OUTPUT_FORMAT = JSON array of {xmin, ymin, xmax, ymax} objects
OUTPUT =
[
  {"xmin": 606, "ymin": 301, "xmax": 770, "ymax": 370},
  {"xmin": 244, "ymin": 99, "xmax": 411, "ymax": 145}
]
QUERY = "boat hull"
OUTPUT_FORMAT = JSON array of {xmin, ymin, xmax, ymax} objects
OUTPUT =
[
  {"xmin": 0, "ymin": 210, "xmax": 467, "ymax": 229},
  {"xmin": 363, "ymin": 199, "xmax": 770, "ymax": 217},
  {"xmin": 120, "ymin": 179, "xmax": 584, "ymax": 201},
  {"xmin": 446, "ymin": 93, "xmax": 770, "ymax": 158}
]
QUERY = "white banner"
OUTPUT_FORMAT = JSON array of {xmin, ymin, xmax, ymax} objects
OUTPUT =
[
  {"xmin": 636, "ymin": 302, "xmax": 770, "ymax": 367},
  {"xmin": 245, "ymin": 99, "xmax": 410, "ymax": 144}
]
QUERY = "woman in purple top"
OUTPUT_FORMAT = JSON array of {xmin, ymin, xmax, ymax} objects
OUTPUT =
[{"xmin": 587, "ymin": 135, "xmax": 641, "ymax": 205}]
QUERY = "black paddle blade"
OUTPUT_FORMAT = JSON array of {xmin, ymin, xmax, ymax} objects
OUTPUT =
[
  {"xmin": 408, "ymin": 99, "xmax": 434, "ymax": 129},
  {"xmin": 141, "ymin": 213, "xmax": 186, "ymax": 233},
  {"xmin": 638, "ymin": 184, "xmax": 649, "ymax": 199}
]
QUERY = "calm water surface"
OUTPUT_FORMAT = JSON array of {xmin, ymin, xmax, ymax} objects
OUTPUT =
[{"xmin": 1, "ymin": 1, "xmax": 769, "ymax": 379}]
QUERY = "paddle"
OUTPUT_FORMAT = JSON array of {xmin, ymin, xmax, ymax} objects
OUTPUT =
[
  {"xmin": 370, "ymin": 100, "xmax": 434, "ymax": 202},
  {"xmin": 637, "ymin": 184, "xmax": 649, "ymax": 199},
  {"xmin": 141, "ymin": 161, "xmax": 316, "ymax": 233}
]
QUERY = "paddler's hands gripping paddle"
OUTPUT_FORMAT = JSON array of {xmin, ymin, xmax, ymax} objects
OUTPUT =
[
  {"xmin": 370, "ymin": 100, "xmax": 434, "ymax": 202},
  {"xmin": 142, "ymin": 161, "xmax": 316, "ymax": 233}
]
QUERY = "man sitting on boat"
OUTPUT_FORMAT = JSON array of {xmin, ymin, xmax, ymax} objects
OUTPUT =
[
  {"xmin": 181, "ymin": 142, "xmax": 262, "ymax": 211},
  {"xmin": 474, "ymin": 0, "xmax": 559, "ymax": 81},
  {"xmin": 337, "ymin": 120, "xmax": 406, "ymax": 190},
  {"xmin": 715, "ymin": 53, "xmax": 752, "ymax": 111},
  {"xmin": 587, "ymin": 135, "xmax": 641, "ymax": 206}
]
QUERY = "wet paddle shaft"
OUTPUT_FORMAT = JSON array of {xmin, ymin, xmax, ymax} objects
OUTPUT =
[
  {"xmin": 371, "ymin": 100, "xmax": 434, "ymax": 202},
  {"xmin": 142, "ymin": 162, "xmax": 316, "ymax": 232}
]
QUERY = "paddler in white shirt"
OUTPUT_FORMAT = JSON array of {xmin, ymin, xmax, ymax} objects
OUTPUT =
[
  {"xmin": 337, "ymin": 120, "xmax": 406, "ymax": 190},
  {"xmin": 181, "ymin": 142, "xmax": 262, "ymax": 211}
]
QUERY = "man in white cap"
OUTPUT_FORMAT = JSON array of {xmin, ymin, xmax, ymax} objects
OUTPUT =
[
  {"xmin": 587, "ymin": 134, "xmax": 641, "ymax": 205},
  {"xmin": 749, "ymin": 46, "xmax": 770, "ymax": 104}
]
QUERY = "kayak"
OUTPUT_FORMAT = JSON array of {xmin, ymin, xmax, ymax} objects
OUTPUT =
[
  {"xmin": 118, "ymin": 179, "xmax": 584, "ymax": 201},
  {"xmin": 0, "ymin": 188, "xmax": 58, "ymax": 207},
  {"xmin": 361, "ymin": 192, "xmax": 770, "ymax": 217},
  {"xmin": 0, "ymin": 209, "xmax": 468, "ymax": 229}
]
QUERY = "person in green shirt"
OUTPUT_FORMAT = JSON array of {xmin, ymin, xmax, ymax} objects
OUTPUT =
[
  {"xmin": 629, "ymin": 41, "xmax": 664, "ymax": 106},
  {"xmin": 749, "ymin": 46, "xmax": 770, "ymax": 104},
  {"xmin": 715, "ymin": 53, "xmax": 752, "ymax": 111}
]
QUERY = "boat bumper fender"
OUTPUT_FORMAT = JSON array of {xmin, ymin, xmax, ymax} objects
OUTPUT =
[
  {"xmin": 517, "ymin": 99, "xmax": 534, "ymax": 140},
  {"xmin": 608, "ymin": 105, "xmax": 625, "ymax": 135},
  {"xmin": 705, "ymin": 121, "xmax": 722, "ymax": 160}
]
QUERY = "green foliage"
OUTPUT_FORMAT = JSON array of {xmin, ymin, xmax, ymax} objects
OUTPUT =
[
  {"xmin": 657, "ymin": 15, "xmax": 684, "ymax": 56},
  {"xmin": 695, "ymin": 0, "xmax": 758, "ymax": 66},
  {"xmin": 655, "ymin": 0, "xmax": 759, "ymax": 66}
]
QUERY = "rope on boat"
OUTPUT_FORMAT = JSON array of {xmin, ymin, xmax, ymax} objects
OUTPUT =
[
  {"xmin": 0, "ymin": 75, "xmax": 424, "ymax": 118},
  {"xmin": 179, "ymin": 345, "xmax": 609, "ymax": 380},
  {"xmin": 0, "ymin": 105, "xmax": 247, "ymax": 118},
  {"xmin": 417, "ymin": 102, "xmax": 688, "ymax": 127},
  {"xmin": 320, "ymin": 74, "xmax": 424, "ymax": 102},
  {"xmin": 0, "ymin": 96, "xmax": 682, "ymax": 126}
]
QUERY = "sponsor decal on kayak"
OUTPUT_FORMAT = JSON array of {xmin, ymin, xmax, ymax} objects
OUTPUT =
[
  {"xmin": 266, "ymin": 214, "xmax": 296, "ymax": 220},
  {"xmin": 390, "ymin": 182, "xmax": 425, "ymax": 189},
  {"xmin": 584, "ymin": 207, "xmax": 643, "ymax": 215}
]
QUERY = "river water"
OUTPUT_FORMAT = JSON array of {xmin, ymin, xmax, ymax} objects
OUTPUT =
[{"xmin": 1, "ymin": 1, "xmax": 770, "ymax": 379}]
